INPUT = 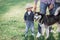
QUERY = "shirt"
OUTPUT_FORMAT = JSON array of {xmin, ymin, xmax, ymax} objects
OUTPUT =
[
  {"xmin": 34, "ymin": 0, "xmax": 55, "ymax": 4},
  {"xmin": 55, "ymin": 0, "xmax": 60, "ymax": 3},
  {"xmin": 24, "ymin": 11, "xmax": 34, "ymax": 21},
  {"xmin": 28, "ymin": 11, "xmax": 31, "ymax": 15}
]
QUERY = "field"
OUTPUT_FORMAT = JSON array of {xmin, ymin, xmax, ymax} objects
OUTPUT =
[{"xmin": 0, "ymin": 0, "xmax": 60, "ymax": 40}]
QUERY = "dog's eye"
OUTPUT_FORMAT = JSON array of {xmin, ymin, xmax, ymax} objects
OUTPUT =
[
  {"xmin": 35, "ymin": 14, "xmax": 38, "ymax": 15},
  {"xmin": 34, "ymin": 16, "xmax": 38, "ymax": 18},
  {"xmin": 38, "ymin": 15, "xmax": 42, "ymax": 19}
]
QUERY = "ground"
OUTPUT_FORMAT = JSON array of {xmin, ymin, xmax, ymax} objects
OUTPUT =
[{"xmin": 0, "ymin": 0, "xmax": 60, "ymax": 40}]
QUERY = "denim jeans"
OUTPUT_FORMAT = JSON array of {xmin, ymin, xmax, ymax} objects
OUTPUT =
[
  {"xmin": 55, "ymin": 3, "xmax": 60, "ymax": 12},
  {"xmin": 25, "ymin": 21, "xmax": 34, "ymax": 35},
  {"xmin": 40, "ymin": 2, "xmax": 55, "ymax": 15}
]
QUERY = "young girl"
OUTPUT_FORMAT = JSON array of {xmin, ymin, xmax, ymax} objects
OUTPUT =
[{"xmin": 24, "ymin": 4, "xmax": 34, "ymax": 37}]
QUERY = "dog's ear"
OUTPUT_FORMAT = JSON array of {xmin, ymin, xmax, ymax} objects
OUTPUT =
[
  {"xmin": 58, "ymin": 10, "xmax": 60, "ymax": 16},
  {"xmin": 58, "ymin": 10, "xmax": 60, "ymax": 13},
  {"xmin": 34, "ymin": 12, "xmax": 40, "ymax": 15},
  {"xmin": 37, "ymin": 12, "xmax": 40, "ymax": 15}
]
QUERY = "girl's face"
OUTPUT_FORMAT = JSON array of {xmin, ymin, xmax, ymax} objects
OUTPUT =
[{"xmin": 26, "ymin": 7, "xmax": 33, "ymax": 11}]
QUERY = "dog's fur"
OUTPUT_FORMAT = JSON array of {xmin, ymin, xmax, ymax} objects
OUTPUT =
[
  {"xmin": 35, "ymin": 11, "xmax": 60, "ymax": 26},
  {"xmin": 34, "ymin": 7, "xmax": 60, "ymax": 38}
]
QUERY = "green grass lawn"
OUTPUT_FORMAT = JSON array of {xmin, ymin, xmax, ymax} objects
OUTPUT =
[{"xmin": 0, "ymin": 0, "xmax": 60, "ymax": 40}]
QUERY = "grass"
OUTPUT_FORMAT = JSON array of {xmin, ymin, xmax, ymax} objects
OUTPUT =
[{"xmin": 0, "ymin": 0, "xmax": 60, "ymax": 40}]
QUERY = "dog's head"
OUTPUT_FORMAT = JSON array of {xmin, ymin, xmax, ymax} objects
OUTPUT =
[{"xmin": 34, "ymin": 12, "xmax": 42, "ymax": 21}]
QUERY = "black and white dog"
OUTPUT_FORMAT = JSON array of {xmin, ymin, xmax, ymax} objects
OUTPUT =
[{"xmin": 34, "ymin": 7, "xmax": 60, "ymax": 38}]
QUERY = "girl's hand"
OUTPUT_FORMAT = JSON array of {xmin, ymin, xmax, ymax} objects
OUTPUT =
[{"xmin": 34, "ymin": 4, "xmax": 37, "ymax": 12}]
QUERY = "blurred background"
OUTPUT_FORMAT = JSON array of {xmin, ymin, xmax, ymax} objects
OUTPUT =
[{"xmin": 0, "ymin": 0, "xmax": 58, "ymax": 40}]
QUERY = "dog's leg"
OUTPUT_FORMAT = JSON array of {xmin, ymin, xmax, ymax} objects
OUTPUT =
[
  {"xmin": 57, "ymin": 23, "xmax": 60, "ymax": 40},
  {"xmin": 36, "ymin": 23, "xmax": 41, "ymax": 38},
  {"xmin": 49, "ymin": 26, "xmax": 52, "ymax": 32},
  {"xmin": 57, "ymin": 23, "xmax": 60, "ymax": 32},
  {"xmin": 39, "ymin": 23, "xmax": 45, "ymax": 36},
  {"xmin": 45, "ymin": 25, "xmax": 49, "ymax": 39}
]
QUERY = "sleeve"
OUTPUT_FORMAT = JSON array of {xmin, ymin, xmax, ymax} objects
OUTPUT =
[
  {"xmin": 34, "ymin": 0, "xmax": 38, "ymax": 4},
  {"xmin": 24, "ymin": 13, "xmax": 26, "ymax": 21},
  {"xmin": 33, "ymin": 13, "xmax": 34, "ymax": 19},
  {"xmin": 51, "ymin": 0, "xmax": 55, "ymax": 4}
]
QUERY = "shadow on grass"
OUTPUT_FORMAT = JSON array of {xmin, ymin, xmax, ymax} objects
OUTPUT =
[
  {"xmin": 23, "ymin": 35, "xmax": 34, "ymax": 40},
  {"xmin": 37, "ymin": 36, "xmax": 45, "ymax": 40},
  {"xmin": 47, "ymin": 32, "xmax": 55, "ymax": 40},
  {"xmin": 57, "ymin": 32, "xmax": 60, "ymax": 40},
  {"xmin": 24, "ymin": 36, "xmax": 28, "ymax": 40},
  {"xmin": 29, "ymin": 35, "xmax": 34, "ymax": 40}
]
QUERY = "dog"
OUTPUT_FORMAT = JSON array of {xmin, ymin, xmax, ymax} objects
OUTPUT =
[{"xmin": 34, "ymin": 7, "xmax": 60, "ymax": 39}]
